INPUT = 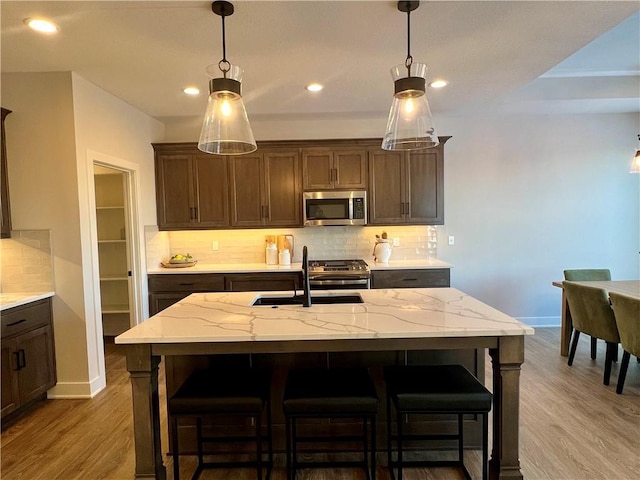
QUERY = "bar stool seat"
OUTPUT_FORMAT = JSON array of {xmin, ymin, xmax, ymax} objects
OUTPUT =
[
  {"xmin": 169, "ymin": 368, "xmax": 272, "ymax": 480},
  {"xmin": 385, "ymin": 364, "xmax": 492, "ymax": 480},
  {"xmin": 283, "ymin": 367, "xmax": 378, "ymax": 480}
]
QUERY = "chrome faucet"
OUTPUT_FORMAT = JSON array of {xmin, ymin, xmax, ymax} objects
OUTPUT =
[{"xmin": 302, "ymin": 245, "xmax": 312, "ymax": 307}]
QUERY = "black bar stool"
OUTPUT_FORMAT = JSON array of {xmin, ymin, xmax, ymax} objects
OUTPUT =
[
  {"xmin": 168, "ymin": 367, "xmax": 272, "ymax": 480},
  {"xmin": 283, "ymin": 367, "xmax": 378, "ymax": 480},
  {"xmin": 384, "ymin": 364, "xmax": 492, "ymax": 480}
]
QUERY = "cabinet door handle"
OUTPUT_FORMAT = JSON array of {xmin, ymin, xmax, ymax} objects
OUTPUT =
[
  {"xmin": 261, "ymin": 205, "xmax": 269, "ymax": 218},
  {"xmin": 6, "ymin": 318, "xmax": 27, "ymax": 327},
  {"xmin": 405, "ymin": 202, "xmax": 410, "ymax": 215},
  {"xmin": 19, "ymin": 349, "xmax": 26, "ymax": 369},
  {"xmin": 193, "ymin": 207, "xmax": 198, "ymax": 220},
  {"xmin": 13, "ymin": 351, "xmax": 21, "ymax": 371},
  {"xmin": 189, "ymin": 207, "xmax": 195, "ymax": 220}
]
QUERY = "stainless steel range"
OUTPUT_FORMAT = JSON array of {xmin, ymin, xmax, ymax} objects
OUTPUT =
[{"xmin": 307, "ymin": 259, "xmax": 370, "ymax": 289}]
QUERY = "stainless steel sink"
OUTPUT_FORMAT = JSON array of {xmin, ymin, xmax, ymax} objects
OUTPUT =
[{"xmin": 251, "ymin": 293, "xmax": 363, "ymax": 306}]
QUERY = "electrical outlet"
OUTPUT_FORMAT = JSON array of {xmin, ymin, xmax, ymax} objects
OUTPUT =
[
  {"xmin": 211, "ymin": 241, "xmax": 219, "ymax": 251},
  {"xmin": 392, "ymin": 237, "xmax": 400, "ymax": 247},
  {"xmin": 448, "ymin": 236, "xmax": 455, "ymax": 246}
]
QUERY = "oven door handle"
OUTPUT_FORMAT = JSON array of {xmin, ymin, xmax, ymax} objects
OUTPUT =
[{"xmin": 308, "ymin": 278, "xmax": 370, "ymax": 286}]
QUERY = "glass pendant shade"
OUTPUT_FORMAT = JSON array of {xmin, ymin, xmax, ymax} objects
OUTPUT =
[
  {"xmin": 198, "ymin": 65, "xmax": 257, "ymax": 155},
  {"xmin": 631, "ymin": 150, "xmax": 640, "ymax": 173},
  {"xmin": 382, "ymin": 63, "xmax": 439, "ymax": 151}
]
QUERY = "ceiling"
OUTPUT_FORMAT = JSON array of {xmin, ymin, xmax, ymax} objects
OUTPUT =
[{"xmin": 2, "ymin": 1, "xmax": 639, "ymax": 122}]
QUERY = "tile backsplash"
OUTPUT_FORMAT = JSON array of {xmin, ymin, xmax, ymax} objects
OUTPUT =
[
  {"xmin": 146, "ymin": 225, "xmax": 437, "ymax": 266},
  {"xmin": 0, "ymin": 230, "xmax": 55, "ymax": 292}
]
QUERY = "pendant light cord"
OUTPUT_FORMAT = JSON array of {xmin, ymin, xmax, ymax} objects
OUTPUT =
[
  {"xmin": 218, "ymin": 10, "xmax": 230, "ymax": 78},
  {"xmin": 405, "ymin": 8, "xmax": 413, "ymax": 76}
]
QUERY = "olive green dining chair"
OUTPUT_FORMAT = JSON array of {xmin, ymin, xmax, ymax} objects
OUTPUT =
[
  {"xmin": 564, "ymin": 269, "xmax": 612, "ymax": 359},
  {"xmin": 563, "ymin": 281, "xmax": 619, "ymax": 385},
  {"xmin": 609, "ymin": 292, "xmax": 640, "ymax": 394}
]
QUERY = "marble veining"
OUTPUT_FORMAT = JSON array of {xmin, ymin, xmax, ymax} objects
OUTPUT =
[{"xmin": 116, "ymin": 288, "xmax": 534, "ymax": 344}]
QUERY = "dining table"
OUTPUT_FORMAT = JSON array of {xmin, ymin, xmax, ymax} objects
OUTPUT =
[
  {"xmin": 551, "ymin": 280, "xmax": 640, "ymax": 356},
  {"xmin": 116, "ymin": 287, "xmax": 534, "ymax": 480}
]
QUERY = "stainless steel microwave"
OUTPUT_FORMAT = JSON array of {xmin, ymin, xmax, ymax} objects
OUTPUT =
[{"xmin": 303, "ymin": 190, "xmax": 367, "ymax": 226}]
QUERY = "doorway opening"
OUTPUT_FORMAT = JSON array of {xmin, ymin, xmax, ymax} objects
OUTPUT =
[{"xmin": 93, "ymin": 165, "xmax": 135, "ymax": 338}]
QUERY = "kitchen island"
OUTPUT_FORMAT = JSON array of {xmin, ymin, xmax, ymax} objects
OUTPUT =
[{"xmin": 116, "ymin": 288, "xmax": 534, "ymax": 480}]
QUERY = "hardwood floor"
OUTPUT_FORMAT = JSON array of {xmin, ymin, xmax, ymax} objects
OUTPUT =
[{"xmin": 1, "ymin": 328, "xmax": 638, "ymax": 479}]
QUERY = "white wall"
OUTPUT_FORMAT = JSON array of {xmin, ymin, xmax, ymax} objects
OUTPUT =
[
  {"xmin": 436, "ymin": 112, "xmax": 639, "ymax": 325},
  {"xmin": 2, "ymin": 72, "xmax": 91, "ymax": 393},
  {"xmin": 162, "ymin": 110, "xmax": 639, "ymax": 326},
  {"xmin": 2, "ymin": 72, "xmax": 164, "ymax": 398}
]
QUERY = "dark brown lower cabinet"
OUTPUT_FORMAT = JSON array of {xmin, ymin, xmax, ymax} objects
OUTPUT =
[
  {"xmin": 148, "ymin": 272, "xmax": 303, "ymax": 315},
  {"xmin": 371, "ymin": 268, "xmax": 451, "ymax": 289},
  {"xmin": 1, "ymin": 298, "xmax": 56, "ymax": 427}
]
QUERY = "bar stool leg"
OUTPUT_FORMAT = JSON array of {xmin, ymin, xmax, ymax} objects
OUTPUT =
[
  {"xmin": 285, "ymin": 416, "xmax": 292, "ymax": 480},
  {"xmin": 256, "ymin": 414, "xmax": 262, "ymax": 480},
  {"xmin": 397, "ymin": 407, "xmax": 403, "ymax": 480},
  {"xmin": 386, "ymin": 394, "xmax": 393, "ymax": 479},
  {"xmin": 267, "ymin": 399, "xmax": 273, "ymax": 480},
  {"xmin": 363, "ymin": 418, "xmax": 369, "ymax": 479},
  {"xmin": 482, "ymin": 412, "xmax": 489, "ymax": 480},
  {"xmin": 371, "ymin": 416, "xmax": 377, "ymax": 480},
  {"xmin": 458, "ymin": 413, "xmax": 464, "ymax": 465},
  {"xmin": 171, "ymin": 415, "xmax": 180, "ymax": 480}
]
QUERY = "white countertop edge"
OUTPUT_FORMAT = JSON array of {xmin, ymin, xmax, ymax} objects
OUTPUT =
[
  {"xmin": 148, "ymin": 259, "xmax": 452, "ymax": 274},
  {"xmin": 116, "ymin": 328, "xmax": 534, "ymax": 344},
  {"xmin": 0, "ymin": 291, "xmax": 55, "ymax": 311},
  {"xmin": 368, "ymin": 259, "xmax": 453, "ymax": 270},
  {"xmin": 148, "ymin": 263, "xmax": 304, "ymax": 274}
]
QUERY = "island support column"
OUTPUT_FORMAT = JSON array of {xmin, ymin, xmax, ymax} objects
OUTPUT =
[
  {"xmin": 489, "ymin": 335, "xmax": 525, "ymax": 480},
  {"xmin": 126, "ymin": 344, "xmax": 166, "ymax": 479}
]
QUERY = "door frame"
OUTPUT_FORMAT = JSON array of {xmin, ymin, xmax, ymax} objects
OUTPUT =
[{"xmin": 87, "ymin": 152, "xmax": 145, "ymax": 332}]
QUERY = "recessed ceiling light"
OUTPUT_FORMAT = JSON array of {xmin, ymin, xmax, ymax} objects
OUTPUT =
[
  {"xmin": 306, "ymin": 83, "xmax": 324, "ymax": 92},
  {"xmin": 24, "ymin": 18, "xmax": 58, "ymax": 34},
  {"xmin": 183, "ymin": 87, "xmax": 200, "ymax": 96},
  {"xmin": 429, "ymin": 80, "xmax": 448, "ymax": 89}
]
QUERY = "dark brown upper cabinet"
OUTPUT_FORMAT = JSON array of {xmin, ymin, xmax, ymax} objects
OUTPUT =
[
  {"xmin": 153, "ymin": 138, "xmax": 446, "ymax": 230},
  {"xmin": 302, "ymin": 147, "xmax": 368, "ymax": 190},
  {"xmin": 368, "ymin": 137, "xmax": 449, "ymax": 225},
  {"xmin": 1, "ymin": 108, "xmax": 12, "ymax": 238},
  {"xmin": 154, "ymin": 144, "xmax": 230, "ymax": 230},
  {"xmin": 229, "ymin": 148, "xmax": 301, "ymax": 227}
]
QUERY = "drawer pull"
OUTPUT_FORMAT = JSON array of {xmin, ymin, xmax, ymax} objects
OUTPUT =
[
  {"xmin": 178, "ymin": 283, "xmax": 195, "ymax": 286},
  {"xmin": 6, "ymin": 318, "xmax": 27, "ymax": 327},
  {"xmin": 402, "ymin": 278, "xmax": 419, "ymax": 282}
]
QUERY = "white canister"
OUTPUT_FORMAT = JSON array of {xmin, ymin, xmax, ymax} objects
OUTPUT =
[
  {"xmin": 266, "ymin": 243, "xmax": 278, "ymax": 265},
  {"xmin": 278, "ymin": 249, "xmax": 291, "ymax": 266}
]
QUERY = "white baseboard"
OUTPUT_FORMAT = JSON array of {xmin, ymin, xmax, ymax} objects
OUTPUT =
[{"xmin": 47, "ymin": 375, "xmax": 106, "ymax": 399}]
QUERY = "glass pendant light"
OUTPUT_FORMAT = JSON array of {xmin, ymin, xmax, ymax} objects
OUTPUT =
[
  {"xmin": 382, "ymin": 1, "xmax": 438, "ymax": 151},
  {"xmin": 631, "ymin": 135, "xmax": 640, "ymax": 174},
  {"xmin": 198, "ymin": 1, "xmax": 256, "ymax": 155}
]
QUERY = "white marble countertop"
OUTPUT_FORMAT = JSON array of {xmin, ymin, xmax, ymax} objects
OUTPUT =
[
  {"xmin": 148, "ymin": 259, "xmax": 452, "ymax": 274},
  {"xmin": 116, "ymin": 288, "xmax": 533, "ymax": 344},
  {"xmin": 148, "ymin": 262, "xmax": 304, "ymax": 274},
  {"xmin": 0, "ymin": 291, "xmax": 55, "ymax": 311},
  {"xmin": 368, "ymin": 259, "xmax": 452, "ymax": 270}
]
